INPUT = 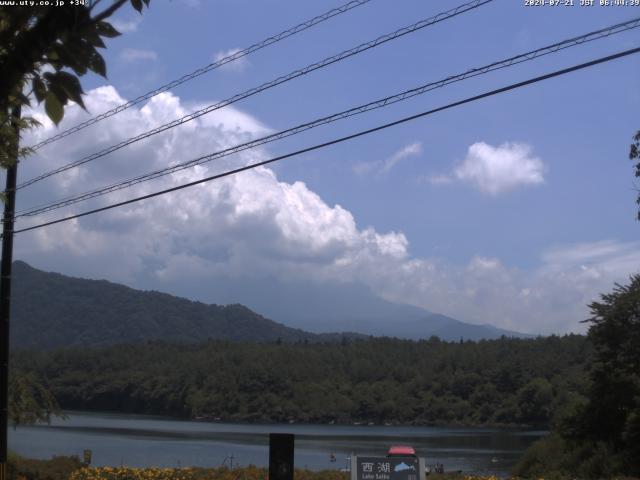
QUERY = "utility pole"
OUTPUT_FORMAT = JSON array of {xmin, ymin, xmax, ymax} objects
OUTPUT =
[{"xmin": 0, "ymin": 105, "xmax": 21, "ymax": 480}]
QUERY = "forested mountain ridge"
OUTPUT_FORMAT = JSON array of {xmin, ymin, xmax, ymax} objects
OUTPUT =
[
  {"xmin": 11, "ymin": 261, "xmax": 337, "ymax": 348},
  {"xmin": 13, "ymin": 335, "xmax": 591, "ymax": 427},
  {"xmin": 11, "ymin": 261, "xmax": 528, "ymax": 349}
]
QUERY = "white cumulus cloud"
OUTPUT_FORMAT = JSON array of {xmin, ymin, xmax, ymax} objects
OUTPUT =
[
  {"xmin": 17, "ymin": 86, "xmax": 407, "ymax": 289},
  {"xmin": 454, "ymin": 141, "xmax": 545, "ymax": 195}
]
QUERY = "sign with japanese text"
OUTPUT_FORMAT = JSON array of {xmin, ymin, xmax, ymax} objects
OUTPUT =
[{"xmin": 352, "ymin": 456, "xmax": 422, "ymax": 480}]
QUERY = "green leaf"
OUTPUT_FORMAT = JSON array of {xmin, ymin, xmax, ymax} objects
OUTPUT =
[
  {"xmin": 52, "ymin": 71, "xmax": 85, "ymax": 109},
  {"xmin": 18, "ymin": 117, "xmax": 41, "ymax": 130},
  {"xmin": 87, "ymin": 51, "xmax": 107, "ymax": 77},
  {"xmin": 9, "ymin": 91, "xmax": 30, "ymax": 107},
  {"xmin": 32, "ymin": 76, "xmax": 46, "ymax": 103},
  {"xmin": 130, "ymin": 0, "xmax": 143, "ymax": 12},
  {"xmin": 82, "ymin": 28, "xmax": 106, "ymax": 48},
  {"xmin": 95, "ymin": 21, "xmax": 121, "ymax": 38},
  {"xmin": 45, "ymin": 91, "xmax": 64, "ymax": 125},
  {"xmin": 46, "ymin": 46, "xmax": 83, "ymax": 75},
  {"xmin": 48, "ymin": 44, "xmax": 72, "ymax": 66},
  {"xmin": 48, "ymin": 83, "xmax": 68, "ymax": 106},
  {"xmin": 47, "ymin": 49, "xmax": 59, "ymax": 61},
  {"xmin": 59, "ymin": 41, "xmax": 95, "ymax": 76}
]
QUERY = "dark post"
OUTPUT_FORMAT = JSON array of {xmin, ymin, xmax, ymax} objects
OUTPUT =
[
  {"xmin": 0, "ymin": 105, "xmax": 21, "ymax": 480},
  {"xmin": 269, "ymin": 433, "xmax": 294, "ymax": 480}
]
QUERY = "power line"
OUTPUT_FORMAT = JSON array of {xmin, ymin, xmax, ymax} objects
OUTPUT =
[
  {"xmin": 12, "ymin": 46, "xmax": 640, "ymax": 236},
  {"xmin": 18, "ymin": 0, "xmax": 494, "ymax": 190},
  {"xmin": 15, "ymin": 16, "xmax": 640, "ymax": 219},
  {"xmin": 27, "ymin": 0, "xmax": 373, "ymax": 152}
]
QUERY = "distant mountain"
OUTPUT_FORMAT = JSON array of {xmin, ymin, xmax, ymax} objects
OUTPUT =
[
  {"xmin": 10, "ymin": 261, "xmax": 529, "ymax": 350},
  {"xmin": 10, "ymin": 261, "xmax": 347, "ymax": 349},
  {"xmin": 232, "ymin": 277, "xmax": 531, "ymax": 341}
]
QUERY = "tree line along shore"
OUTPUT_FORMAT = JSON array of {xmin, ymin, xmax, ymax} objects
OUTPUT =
[{"xmin": 12, "ymin": 335, "xmax": 589, "ymax": 427}]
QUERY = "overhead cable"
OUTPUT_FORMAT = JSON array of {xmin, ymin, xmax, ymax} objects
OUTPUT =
[
  {"xmin": 27, "ymin": 0, "xmax": 373, "ymax": 151},
  {"xmin": 15, "ymin": 16, "xmax": 640, "ymax": 218},
  {"xmin": 11, "ymin": 46, "xmax": 640, "ymax": 236},
  {"xmin": 18, "ymin": 0, "xmax": 494, "ymax": 190}
]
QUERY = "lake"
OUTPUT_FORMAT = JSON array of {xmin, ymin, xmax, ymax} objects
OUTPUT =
[{"xmin": 9, "ymin": 412, "xmax": 545, "ymax": 476}]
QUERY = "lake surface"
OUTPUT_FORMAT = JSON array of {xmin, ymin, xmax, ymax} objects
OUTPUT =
[{"xmin": 9, "ymin": 412, "xmax": 545, "ymax": 476}]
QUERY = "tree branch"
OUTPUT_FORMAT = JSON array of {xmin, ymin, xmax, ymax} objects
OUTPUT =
[
  {"xmin": 0, "ymin": 9, "xmax": 62, "ymax": 109},
  {"xmin": 92, "ymin": 0, "xmax": 128, "ymax": 24}
]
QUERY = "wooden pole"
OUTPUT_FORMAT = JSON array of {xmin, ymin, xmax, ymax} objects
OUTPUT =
[{"xmin": 0, "ymin": 105, "xmax": 21, "ymax": 480}]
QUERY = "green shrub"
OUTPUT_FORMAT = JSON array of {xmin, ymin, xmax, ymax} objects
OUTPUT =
[{"xmin": 7, "ymin": 453, "xmax": 84, "ymax": 480}]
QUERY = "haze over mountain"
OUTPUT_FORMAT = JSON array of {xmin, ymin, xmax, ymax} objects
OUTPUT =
[
  {"xmin": 220, "ymin": 276, "xmax": 530, "ymax": 341},
  {"xmin": 12, "ymin": 261, "xmax": 529, "ymax": 350}
]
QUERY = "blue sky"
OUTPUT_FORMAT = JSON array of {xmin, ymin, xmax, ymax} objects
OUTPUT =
[{"xmin": 12, "ymin": 0, "xmax": 640, "ymax": 334}]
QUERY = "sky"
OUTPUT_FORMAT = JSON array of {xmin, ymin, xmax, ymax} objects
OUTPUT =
[{"xmin": 8, "ymin": 0, "xmax": 640, "ymax": 335}]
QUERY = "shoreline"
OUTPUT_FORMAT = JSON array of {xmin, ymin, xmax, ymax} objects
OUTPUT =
[{"xmin": 56, "ymin": 409, "xmax": 551, "ymax": 432}]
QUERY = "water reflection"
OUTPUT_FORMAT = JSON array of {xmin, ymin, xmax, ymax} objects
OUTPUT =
[{"xmin": 9, "ymin": 412, "xmax": 545, "ymax": 475}]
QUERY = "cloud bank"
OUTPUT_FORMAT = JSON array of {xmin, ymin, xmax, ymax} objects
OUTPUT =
[{"xmin": 15, "ymin": 88, "xmax": 639, "ymax": 335}]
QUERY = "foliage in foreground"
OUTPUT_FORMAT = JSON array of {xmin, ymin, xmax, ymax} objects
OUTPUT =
[
  {"xmin": 9, "ymin": 459, "xmax": 640, "ymax": 480},
  {"xmin": 7, "ymin": 452, "xmax": 83, "ymax": 480},
  {"xmin": 69, "ymin": 467, "xmax": 523, "ymax": 480},
  {"xmin": 515, "ymin": 275, "xmax": 640, "ymax": 478},
  {"xmin": 69, "ymin": 466, "xmax": 348, "ymax": 480},
  {"xmin": 630, "ymin": 130, "xmax": 640, "ymax": 220},
  {"xmin": 0, "ymin": 0, "xmax": 151, "ymax": 169},
  {"xmin": 44, "ymin": 466, "xmax": 640, "ymax": 480},
  {"xmin": 8, "ymin": 371, "xmax": 64, "ymax": 426}
]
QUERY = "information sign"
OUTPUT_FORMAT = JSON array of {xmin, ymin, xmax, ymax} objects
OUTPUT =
[{"xmin": 351, "ymin": 456, "xmax": 423, "ymax": 480}]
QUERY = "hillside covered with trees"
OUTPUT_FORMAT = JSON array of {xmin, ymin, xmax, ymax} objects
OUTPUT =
[
  {"xmin": 12, "ymin": 335, "xmax": 589, "ymax": 428},
  {"xmin": 10, "ymin": 261, "xmax": 356, "ymax": 348}
]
